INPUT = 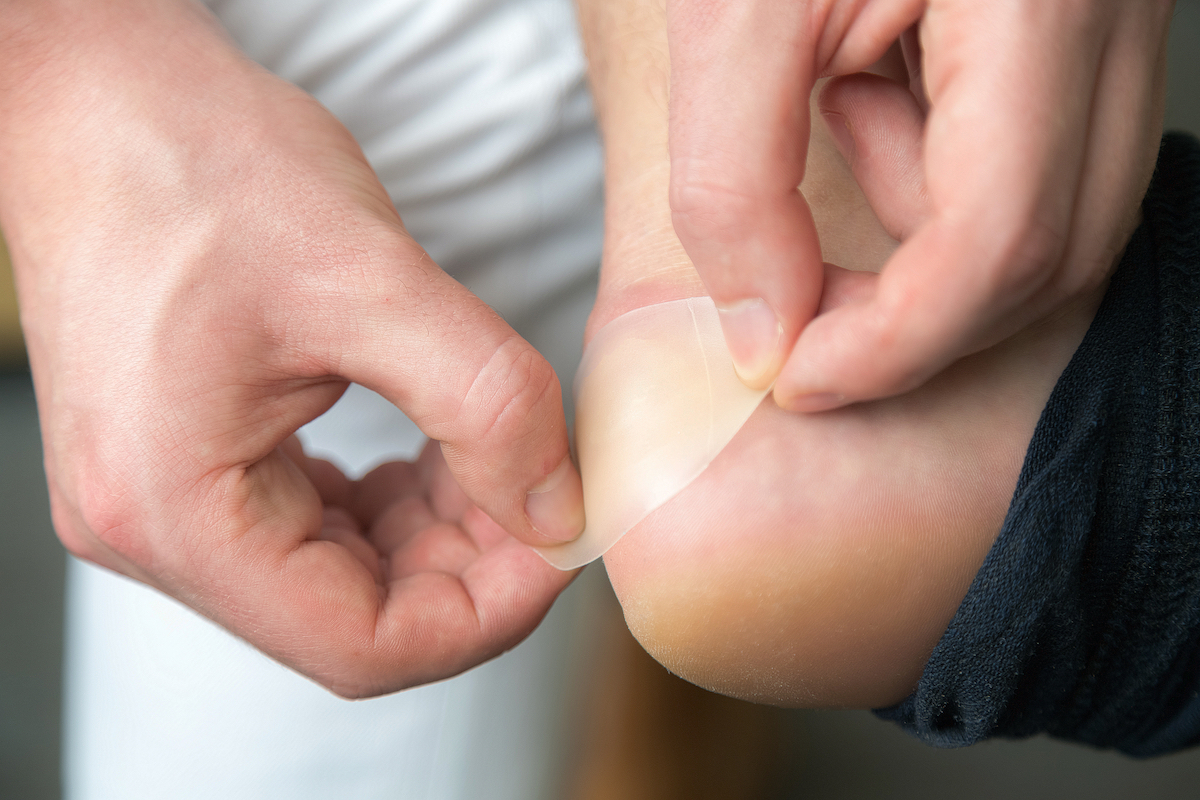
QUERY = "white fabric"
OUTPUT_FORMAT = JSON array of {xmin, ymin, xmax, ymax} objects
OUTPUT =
[{"xmin": 63, "ymin": 1, "xmax": 603, "ymax": 798}]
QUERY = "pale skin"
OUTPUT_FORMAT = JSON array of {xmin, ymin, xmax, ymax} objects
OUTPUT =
[
  {"xmin": 577, "ymin": 0, "xmax": 1122, "ymax": 707},
  {"xmin": 0, "ymin": 0, "xmax": 584, "ymax": 696},
  {"xmin": 665, "ymin": 0, "xmax": 1172, "ymax": 412},
  {"xmin": 1, "ymin": 0, "xmax": 1155, "ymax": 706}
]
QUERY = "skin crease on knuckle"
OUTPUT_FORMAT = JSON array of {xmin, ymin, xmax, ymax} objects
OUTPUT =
[
  {"xmin": 440, "ymin": 335, "xmax": 564, "ymax": 493},
  {"xmin": 668, "ymin": 177, "xmax": 764, "ymax": 253},
  {"xmin": 597, "ymin": 44, "xmax": 1102, "ymax": 707}
]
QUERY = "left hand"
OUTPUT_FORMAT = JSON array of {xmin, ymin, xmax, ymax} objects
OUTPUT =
[
  {"xmin": 666, "ymin": 0, "xmax": 1172, "ymax": 409},
  {"xmin": 577, "ymin": 0, "xmax": 1104, "ymax": 699},
  {"xmin": 591, "ymin": 156, "xmax": 1099, "ymax": 711}
]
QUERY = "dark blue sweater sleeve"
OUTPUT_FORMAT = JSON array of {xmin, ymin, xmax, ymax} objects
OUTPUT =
[{"xmin": 876, "ymin": 132, "xmax": 1200, "ymax": 757}]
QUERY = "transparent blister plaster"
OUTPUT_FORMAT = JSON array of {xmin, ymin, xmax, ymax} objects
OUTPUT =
[{"xmin": 536, "ymin": 297, "xmax": 770, "ymax": 570}]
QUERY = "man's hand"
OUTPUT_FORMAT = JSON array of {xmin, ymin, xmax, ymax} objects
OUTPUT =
[
  {"xmin": 578, "ymin": 0, "xmax": 1110, "ymax": 707},
  {"xmin": 0, "ymin": 0, "xmax": 580, "ymax": 695},
  {"xmin": 666, "ymin": 0, "xmax": 1173, "ymax": 409}
]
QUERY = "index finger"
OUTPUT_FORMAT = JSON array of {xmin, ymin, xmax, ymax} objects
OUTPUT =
[{"xmin": 666, "ymin": 0, "xmax": 824, "ymax": 389}]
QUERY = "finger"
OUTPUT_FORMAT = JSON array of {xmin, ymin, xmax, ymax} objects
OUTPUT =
[
  {"xmin": 352, "ymin": 460, "xmax": 425, "ymax": 529},
  {"xmin": 898, "ymin": 25, "xmax": 929, "ymax": 115},
  {"xmin": 358, "ymin": 455, "xmax": 485, "ymax": 572},
  {"xmin": 371, "ymin": 535, "xmax": 574, "ymax": 690},
  {"xmin": 1041, "ymin": 1, "xmax": 1171, "ymax": 309},
  {"xmin": 818, "ymin": 263, "xmax": 877, "ymax": 315},
  {"xmin": 812, "ymin": 74, "xmax": 931, "ymax": 322},
  {"xmin": 293, "ymin": 231, "xmax": 584, "ymax": 547},
  {"xmin": 307, "ymin": 458, "xmax": 352, "ymax": 508},
  {"xmin": 384, "ymin": 520, "xmax": 478, "ymax": 581},
  {"xmin": 819, "ymin": 73, "xmax": 930, "ymax": 240},
  {"xmin": 418, "ymin": 438, "xmax": 471, "ymax": 523},
  {"xmin": 666, "ymin": 0, "xmax": 822, "ymax": 389},
  {"xmin": 320, "ymin": 506, "xmax": 385, "ymax": 586},
  {"xmin": 461, "ymin": 504, "xmax": 518, "ymax": 553},
  {"xmin": 278, "ymin": 435, "xmax": 306, "ymax": 464},
  {"xmin": 280, "ymin": 436, "xmax": 353, "ymax": 508},
  {"xmin": 184, "ymin": 448, "xmax": 573, "ymax": 696},
  {"xmin": 778, "ymin": 1, "xmax": 1110, "ymax": 409},
  {"xmin": 367, "ymin": 495, "xmax": 439, "ymax": 553}
]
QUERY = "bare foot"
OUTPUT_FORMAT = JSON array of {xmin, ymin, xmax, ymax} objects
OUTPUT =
[{"xmin": 593, "ymin": 71, "xmax": 1101, "ymax": 708}]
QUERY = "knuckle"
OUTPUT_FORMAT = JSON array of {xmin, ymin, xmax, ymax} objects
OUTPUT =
[
  {"xmin": 71, "ymin": 464, "xmax": 149, "ymax": 564},
  {"xmin": 669, "ymin": 173, "xmax": 761, "ymax": 246},
  {"xmin": 455, "ymin": 336, "xmax": 559, "ymax": 455},
  {"xmin": 975, "ymin": 210, "xmax": 1069, "ymax": 300},
  {"xmin": 77, "ymin": 489, "xmax": 139, "ymax": 559}
]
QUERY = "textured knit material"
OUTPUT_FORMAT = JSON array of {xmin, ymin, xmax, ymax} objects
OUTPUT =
[{"xmin": 878, "ymin": 132, "xmax": 1200, "ymax": 757}]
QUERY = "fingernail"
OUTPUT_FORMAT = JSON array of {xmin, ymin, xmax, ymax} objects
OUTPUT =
[
  {"xmin": 525, "ymin": 458, "xmax": 585, "ymax": 543},
  {"xmin": 717, "ymin": 298, "xmax": 784, "ymax": 389},
  {"xmin": 784, "ymin": 392, "xmax": 847, "ymax": 413},
  {"xmin": 822, "ymin": 111, "xmax": 855, "ymax": 160}
]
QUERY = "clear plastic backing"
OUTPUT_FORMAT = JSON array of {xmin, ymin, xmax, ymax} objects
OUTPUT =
[{"xmin": 535, "ymin": 297, "xmax": 770, "ymax": 569}]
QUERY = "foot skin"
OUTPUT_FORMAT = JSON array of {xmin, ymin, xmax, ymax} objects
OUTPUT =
[
  {"xmin": 594, "ymin": 73, "xmax": 1102, "ymax": 709},
  {"xmin": 602, "ymin": 300, "xmax": 1092, "ymax": 708}
]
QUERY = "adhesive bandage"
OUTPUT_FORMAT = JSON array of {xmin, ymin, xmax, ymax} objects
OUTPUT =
[{"xmin": 536, "ymin": 297, "xmax": 770, "ymax": 570}]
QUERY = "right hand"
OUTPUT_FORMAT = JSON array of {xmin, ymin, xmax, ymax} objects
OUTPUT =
[
  {"xmin": 667, "ymin": 0, "xmax": 1169, "ymax": 410},
  {"xmin": 0, "ymin": 0, "xmax": 581, "ymax": 696}
]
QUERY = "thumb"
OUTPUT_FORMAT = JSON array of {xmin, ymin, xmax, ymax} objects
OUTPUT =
[
  {"xmin": 780, "ymin": 72, "xmax": 933, "ymax": 411},
  {"xmin": 302, "ymin": 230, "xmax": 584, "ymax": 547}
]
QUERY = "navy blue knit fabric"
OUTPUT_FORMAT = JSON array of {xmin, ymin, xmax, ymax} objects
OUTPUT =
[{"xmin": 876, "ymin": 132, "xmax": 1200, "ymax": 757}]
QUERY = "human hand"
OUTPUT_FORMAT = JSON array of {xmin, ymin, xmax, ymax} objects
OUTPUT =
[
  {"xmin": 581, "ymin": 15, "xmax": 1103, "ymax": 702},
  {"xmin": 666, "ymin": 0, "xmax": 1172, "ymax": 409},
  {"xmin": 0, "ymin": 0, "xmax": 579, "ymax": 695}
]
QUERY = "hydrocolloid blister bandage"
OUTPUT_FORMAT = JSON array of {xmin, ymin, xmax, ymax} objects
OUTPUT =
[{"xmin": 536, "ymin": 297, "xmax": 770, "ymax": 569}]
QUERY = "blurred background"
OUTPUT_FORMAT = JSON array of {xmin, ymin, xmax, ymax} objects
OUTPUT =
[{"xmin": 3, "ymin": 3, "xmax": 1200, "ymax": 798}]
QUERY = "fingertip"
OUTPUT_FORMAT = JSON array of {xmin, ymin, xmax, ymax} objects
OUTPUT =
[
  {"xmin": 715, "ymin": 298, "xmax": 786, "ymax": 390},
  {"xmin": 773, "ymin": 297, "xmax": 925, "ymax": 410},
  {"xmin": 772, "ymin": 269, "xmax": 876, "ymax": 411},
  {"xmin": 667, "ymin": 162, "xmax": 823, "ymax": 382},
  {"xmin": 816, "ymin": 76, "xmax": 859, "ymax": 136},
  {"xmin": 351, "ymin": 460, "xmax": 422, "ymax": 527},
  {"xmin": 820, "ymin": 76, "xmax": 930, "ymax": 237},
  {"xmin": 307, "ymin": 457, "xmax": 352, "ymax": 508},
  {"xmin": 523, "ymin": 457, "xmax": 585, "ymax": 545}
]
